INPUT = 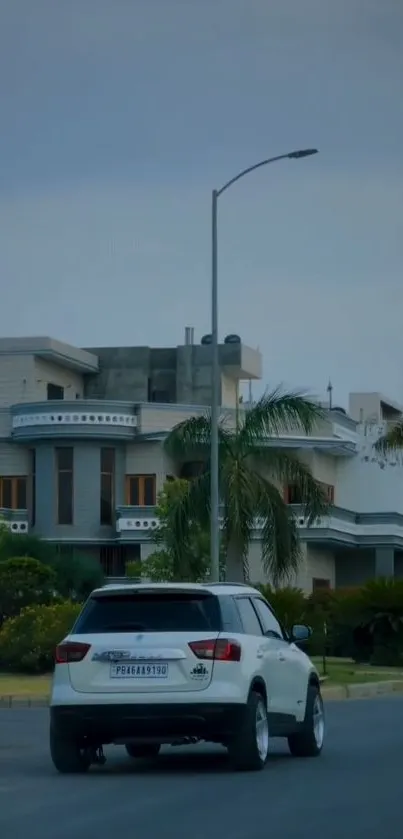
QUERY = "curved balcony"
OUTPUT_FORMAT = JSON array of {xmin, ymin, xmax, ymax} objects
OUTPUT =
[{"xmin": 11, "ymin": 400, "xmax": 138, "ymax": 442}]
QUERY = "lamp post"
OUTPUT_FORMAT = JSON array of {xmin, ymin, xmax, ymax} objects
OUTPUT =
[{"xmin": 210, "ymin": 148, "xmax": 319, "ymax": 582}]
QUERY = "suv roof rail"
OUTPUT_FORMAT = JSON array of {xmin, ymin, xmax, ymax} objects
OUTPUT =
[{"xmin": 207, "ymin": 582, "xmax": 253, "ymax": 588}]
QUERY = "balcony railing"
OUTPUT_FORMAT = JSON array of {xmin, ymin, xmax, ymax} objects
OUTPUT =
[
  {"xmin": 11, "ymin": 400, "xmax": 138, "ymax": 441},
  {"xmin": 0, "ymin": 508, "xmax": 29, "ymax": 534}
]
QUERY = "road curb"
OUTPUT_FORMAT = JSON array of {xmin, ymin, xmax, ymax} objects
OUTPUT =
[
  {"xmin": 0, "ymin": 696, "xmax": 49, "ymax": 708},
  {"xmin": 322, "ymin": 679, "xmax": 403, "ymax": 701},
  {"xmin": 2, "ymin": 679, "xmax": 403, "ymax": 708}
]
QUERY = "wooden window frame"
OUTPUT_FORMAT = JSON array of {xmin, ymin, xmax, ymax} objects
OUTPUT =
[
  {"xmin": 125, "ymin": 474, "xmax": 157, "ymax": 506},
  {"xmin": 0, "ymin": 476, "xmax": 28, "ymax": 510},
  {"xmin": 284, "ymin": 481, "xmax": 335, "ymax": 505},
  {"xmin": 56, "ymin": 447, "xmax": 74, "ymax": 525}
]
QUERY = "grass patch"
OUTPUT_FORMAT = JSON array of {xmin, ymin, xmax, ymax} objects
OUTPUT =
[
  {"xmin": 0, "ymin": 672, "xmax": 52, "ymax": 698},
  {"xmin": 313, "ymin": 659, "xmax": 403, "ymax": 685}
]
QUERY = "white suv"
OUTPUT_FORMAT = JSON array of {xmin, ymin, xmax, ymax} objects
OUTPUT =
[{"xmin": 50, "ymin": 582, "xmax": 324, "ymax": 773}]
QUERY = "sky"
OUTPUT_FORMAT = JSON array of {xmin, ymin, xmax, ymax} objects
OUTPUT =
[{"xmin": 1, "ymin": 0, "xmax": 402, "ymax": 408}]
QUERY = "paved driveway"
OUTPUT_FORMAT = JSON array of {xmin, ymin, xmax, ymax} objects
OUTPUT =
[{"xmin": 0, "ymin": 698, "xmax": 401, "ymax": 839}]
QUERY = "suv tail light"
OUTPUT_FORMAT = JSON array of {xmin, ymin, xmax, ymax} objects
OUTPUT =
[
  {"xmin": 188, "ymin": 638, "xmax": 241, "ymax": 662},
  {"xmin": 55, "ymin": 642, "xmax": 91, "ymax": 664}
]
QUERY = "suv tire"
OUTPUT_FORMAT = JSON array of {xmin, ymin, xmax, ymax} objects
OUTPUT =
[
  {"xmin": 227, "ymin": 690, "xmax": 269, "ymax": 771},
  {"xmin": 125, "ymin": 744, "xmax": 161, "ymax": 759},
  {"xmin": 50, "ymin": 728, "xmax": 91, "ymax": 774},
  {"xmin": 288, "ymin": 684, "xmax": 324, "ymax": 758}
]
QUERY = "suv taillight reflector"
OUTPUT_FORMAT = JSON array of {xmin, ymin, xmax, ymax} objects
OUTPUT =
[
  {"xmin": 55, "ymin": 642, "xmax": 91, "ymax": 664},
  {"xmin": 189, "ymin": 638, "xmax": 241, "ymax": 662}
]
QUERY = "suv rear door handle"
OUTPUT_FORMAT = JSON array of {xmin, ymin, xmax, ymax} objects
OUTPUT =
[{"xmin": 277, "ymin": 652, "xmax": 286, "ymax": 662}]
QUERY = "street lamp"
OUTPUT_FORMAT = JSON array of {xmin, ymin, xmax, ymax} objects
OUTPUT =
[{"xmin": 210, "ymin": 148, "xmax": 318, "ymax": 582}]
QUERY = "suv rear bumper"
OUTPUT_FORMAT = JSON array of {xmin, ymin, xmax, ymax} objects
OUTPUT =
[{"xmin": 50, "ymin": 703, "xmax": 247, "ymax": 745}]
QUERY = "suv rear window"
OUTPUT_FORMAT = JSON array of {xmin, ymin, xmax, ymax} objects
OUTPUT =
[{"xmin": 73, "ymin": 592, "xmax": 222, "ymax": 634}]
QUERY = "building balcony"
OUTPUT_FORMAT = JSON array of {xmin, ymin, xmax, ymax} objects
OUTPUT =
[
  {"xmin": 0, "ymin": 508, "xmax": 29, "ymax": 534},
  {"xmin": 115, "ymin": 504, "xmax": 403, "ymax": 549},
  {"xmin": 11, "ymin": 400, "xmax": 138, "ymax": 442},
  {"xmin": 116, "ymin": 506, "xmax": 159, "ymax": 540}
]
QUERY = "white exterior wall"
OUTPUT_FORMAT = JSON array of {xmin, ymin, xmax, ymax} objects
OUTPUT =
[
  {"xmin": 336, "ymin": 423, "xmax": 403, "ymax": 514},
  {"xmin": 33, "ymin": 358, "xmax": 84, "ymax": 399}
]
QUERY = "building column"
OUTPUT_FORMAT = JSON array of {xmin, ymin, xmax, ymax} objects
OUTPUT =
[{"xmin": 375, "ymin": 547, "xmax": 395, "ymax": 578}]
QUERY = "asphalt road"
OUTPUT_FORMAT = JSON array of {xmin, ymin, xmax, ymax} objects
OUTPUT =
[{"xmin": 0, "ymin": 698, "xmax": 401, "ymax": 839}]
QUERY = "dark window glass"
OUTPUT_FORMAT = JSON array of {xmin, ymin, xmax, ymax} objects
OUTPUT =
[
  {"xmin": 236, "ymin": 597, "xmax": 263, "ymax": 636},
  {"xmin": 56, "ymin": 447, "xmax": 73, "ymax": 471},
  {"xmin": 16, "ymin": 478, "xmax": 27, "ymax": 509},
  {"xmin": 144, "ymin": 476, "xmax": 156, "ymax": 505},
  {"xmin": 253, "ymin": 598, "xmax": 284, "ymax": 639},
  {"xmin": 101, "ymin": 448, "xmax": 115, "ymax": 474},
  {"xmin": 287, "ymin": 484, "xmax": 304, "ymax": 504},
  {"xmin": 99, "ymin": 545, "xmax": 133, "ymax": 577},
  {"xmin": 100, "ymin": 473, "xmax": 113, "ymax": 525},
  {"xmin": 2, "ymin": 479, "xmax": 12, "ymax": 509},
  {"xmin": 58, "ymin": 471, "xmax": 73, "ymax": 525},
  {"xmin": 128, "ymin": 477, "xmax": 139, "ymax": 506},
  {"xmin": 31, "ymin": 450, "xmax": 36, "ymax": 525},
  {"xmin": 312, "ymin": 578, "xmax": 331, "ymax": 590},
  {"xmin": 47, "ymin": 383, "xmax": 64, "ymax": 400},
  {"xmin": 74, "ymin": 593, "xmax": 222, "ymax": 634}
]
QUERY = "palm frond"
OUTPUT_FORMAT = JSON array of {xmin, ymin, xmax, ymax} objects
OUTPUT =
[
  {"xmin": 374, "ymin": 423, "xmax": 403, "ymax": 454},
  {"xmin": 256, "ymin": 449, "xmax": 329, "ymax": 524},
  {"xmin": 239, "ymin": 387, "xmax": 325, "ymax": 450},
  {"xmin": 220, "ymin": 457, "xmax": 257, "ymax": 559},
  {"xmin": 255, "ymin": 476, "xmax": 302, "ymax": 586},
  {"xmin": 168, "ymin": 468, "xmax": 212, "ymax": 537},
  {"xmin": 164, "ymin": 414, "xmax": 232, "ymax": 461}
]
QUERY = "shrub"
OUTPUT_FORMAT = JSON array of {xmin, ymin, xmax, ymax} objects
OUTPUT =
[
  {"xmin": 0, "ymin": 601, "xmax": 82, "ymax": 673},
  {"xmin": 0, "ymin": 532, "xmax": 104, "ymax": 601},
  {"xmin": 0, "ymin": 557, "xmax": 56, "ymax": 625},
  {"xmin": 257, "ymin": 585, "xmax": 306, "ymax": 632}
]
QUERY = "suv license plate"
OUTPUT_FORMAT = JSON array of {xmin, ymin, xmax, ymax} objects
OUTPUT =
[{"xmin": 110, "ymin": 663, "xmax": 169, "ymax": 679}]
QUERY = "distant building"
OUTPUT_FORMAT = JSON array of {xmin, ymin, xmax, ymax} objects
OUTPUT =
[{"xmin": 0, "ymin": 332, "xmax": 402, "ymax": 590}]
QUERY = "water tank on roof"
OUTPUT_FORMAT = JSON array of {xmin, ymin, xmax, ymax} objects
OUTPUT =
[
  {"xmin": 201, "ymin": 334, "xmax": 212, "ymax": 345},
  {"xmin": 331, "ymin": 406, "xmax": 347, "ymax": 414},
  {"xmin": 224, "ymin": 334, "xmax": 241, "ymax": 344}
]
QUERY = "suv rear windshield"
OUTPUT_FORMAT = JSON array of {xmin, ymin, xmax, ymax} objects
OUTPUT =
[{"xmin": 73, "ymin": 592, "xmax": 222, "ymax": 634}]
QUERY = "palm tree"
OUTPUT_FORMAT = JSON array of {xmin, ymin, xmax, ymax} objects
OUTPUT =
[
  {"xmin": 374, "ymin": 422, "xmax": 403, "ymax": 454},
  {"xmin": 164, "ymin": 387, "xmax": 329, "ymax": 584}
]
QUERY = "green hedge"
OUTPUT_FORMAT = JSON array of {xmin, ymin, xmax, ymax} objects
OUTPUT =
[
  {"xmin": 257, "ymin": 579, "xmax": 403, "ymax": 666},
  {"xmin": 0, "ymin": 601, "xmax": 82, "ymax": 673}
]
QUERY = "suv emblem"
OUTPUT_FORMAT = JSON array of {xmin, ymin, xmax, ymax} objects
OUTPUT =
[{"xmin": 93, "ymin": 650, "xmax": 130, "ymax": 662}]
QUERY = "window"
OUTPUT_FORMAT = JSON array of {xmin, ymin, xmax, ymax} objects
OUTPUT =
[
  {"xmin": 235, "ymin": 597, "xmax": 263, "ymax": 636},
  {"xmin": 284, "ymin": 484, "xmax": 304, "ymax": 504},
  {"xmin": 74, "ymin": 592, "xmax": 221, "ymax": 635},
  {"xmin": 31, "ymin": 449, "xmax": 36, "ymax": 525},
  {"xmin": 0, "ymin": 476, "xmax": 27, "ymax": 509},
  {"xmin": 317, "ymin": 482, "xmax": 335, "ymax": 504},
  {"xmin": 312, "ymin": 578, "xmax": 331, "ymax": 590},
  {"xmin": 125, "ymin": 474, "xmax": 156, "ymax": 506},
  {"xmin": 284, "ymin": 482, "xmax": 334, "ymax": 505},
  {"xmin": 56, "ymin": 447, "xmax": 73, "ymax": 525},
  {"xmin": 99, "ymin": 545, "xmax": 132, "ymax": 577},
  {"xmin": 252, "ymin": 598, "xmax": 284, "ymax": 640},
  {"xmin": 100, "ymin": 448, "xmax": 115, "ymax": 525},
  {"xmin": 47, "ymin": 382, "xmax": 64, "ymax": 400}
]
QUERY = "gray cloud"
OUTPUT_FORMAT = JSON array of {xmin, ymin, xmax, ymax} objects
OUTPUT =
[{"xmin": 0, "ymin": 0, "xmax": 402, "ymax": 407}]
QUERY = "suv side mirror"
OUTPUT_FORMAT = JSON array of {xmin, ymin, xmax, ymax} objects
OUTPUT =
[{"xmin": 290, "ymin": 624, "xmax": 312, "ymax": 645}]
